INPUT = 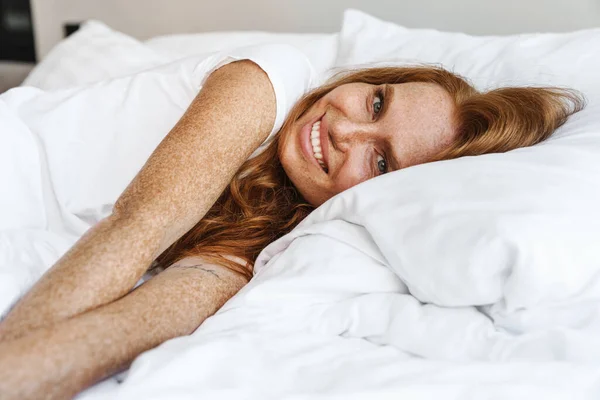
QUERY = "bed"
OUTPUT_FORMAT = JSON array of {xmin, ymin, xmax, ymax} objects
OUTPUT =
[{"xmin": 3, "ymin": 0, "xmax": 600, "ymax": 398}]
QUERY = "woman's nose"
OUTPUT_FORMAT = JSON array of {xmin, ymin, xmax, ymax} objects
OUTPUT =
[
  {"xmin": 333, "ymin": 145, "xmax": 372, "ymax": 192},
  {"xmin": 330, "ymin": 118, "xmax": 373, "ymax": 152}
]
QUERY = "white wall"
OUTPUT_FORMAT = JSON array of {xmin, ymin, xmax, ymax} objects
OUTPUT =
[
  {"xmin": 32, "ymin": 0, "xmax": 600, "ymax": 59},
  {"xmin": 0, "ymin": 62, "xmax": 34, "ymax": 93}
]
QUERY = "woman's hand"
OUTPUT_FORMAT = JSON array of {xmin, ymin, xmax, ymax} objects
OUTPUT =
[{"xmin": 0, "ymin": 59, "xmax": 276, "ymax": 341}]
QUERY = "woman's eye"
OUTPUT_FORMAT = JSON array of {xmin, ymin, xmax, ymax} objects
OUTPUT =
[
  {"xmin": 376, "ymin": 154, "xmax": 388, "ymax": 174},
  {"xmin": 373, "ymin": 95, "xmax": 383, "ymax": 115}
]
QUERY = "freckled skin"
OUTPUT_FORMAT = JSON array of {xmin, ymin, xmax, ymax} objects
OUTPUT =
[
  {"xmin": 0, "ymin": 72, "xmax": 456, "ymax": 400},
  {"xmin": 279, "ymin": 82, "xmax": 456, "ymax": 206},
  {"xmin": 0, "ymin": 61, "xmax": 275, "ymax": 400},
  {"xmin": 0, "ymin": 262, "xmax": 246, "ymax": 400}
]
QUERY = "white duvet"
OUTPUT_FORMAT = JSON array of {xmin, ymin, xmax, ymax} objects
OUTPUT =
[{"xmin": 2, "ymin": 56, "xmax": 600, "ymax": 400}]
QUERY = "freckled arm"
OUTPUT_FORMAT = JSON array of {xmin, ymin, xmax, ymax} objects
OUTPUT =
[
  {"xmin": 0, "ymin": 261, "xmax": 248, "ymax": 400},
  {"xmin": 0, "ymin": 60, "xmax": 276, "ymax": 341}
]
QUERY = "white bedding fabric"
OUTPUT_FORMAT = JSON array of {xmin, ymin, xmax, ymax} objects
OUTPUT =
[
  {"xmin": 335, "ymin": 9, "xmax": 600, "ymax": 102},
  {"xmin": 23, "ymin": 20, "xmax": 337, "ymax": 91},
  {"xmin": 3, "ymin": 84, "xmax": 600, "ymax": 399},
  {"xmin": 75, "ymin": 102, "xmax": 600, "ymax": 399},
  {"xmin": 3, "ymin": 12, "xmax": 600, "ymax": 400},
  {"xmin": 76, "ymin": 102, "xmax": 600, "ymax": 399}
]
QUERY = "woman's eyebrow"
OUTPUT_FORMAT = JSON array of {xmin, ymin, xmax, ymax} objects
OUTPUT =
[
  {"xmin": 382, "ymin": 84, "xmax": 394, "ymax": 119},
  {"xmin": 386, "ymin": 140, "xmax": 402, "ymax": 170}
]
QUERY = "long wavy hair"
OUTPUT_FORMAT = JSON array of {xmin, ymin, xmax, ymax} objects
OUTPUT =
[{"xmin": 155, "ymin": 66, "xmax": 584, "ymax": 279}]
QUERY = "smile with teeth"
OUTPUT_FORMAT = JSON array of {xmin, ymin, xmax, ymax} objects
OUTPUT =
[{"xmin": 310, "ymin": 120, "xmax": 327, "ymax": 172}]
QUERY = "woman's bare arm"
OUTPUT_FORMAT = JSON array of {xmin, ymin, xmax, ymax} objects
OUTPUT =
[
  {"xmin": 0, "ymin": 257, "xmax": 248, "ymax": 400},
  {"xmin": 0, "ymin": 60, "xmax": 275, "ymax": 341}
]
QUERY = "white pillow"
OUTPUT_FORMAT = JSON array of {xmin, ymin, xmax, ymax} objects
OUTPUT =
[
  {"xmin": 247, "ymin": 12, "xmax": 600, "ymax": 353},
  {"xmin": 302, "ymin": 9, "xmax": 600, "ymax": 321},
  {"xmin": 24, "ymin": 21, "xmax": 338, "ymax": 91},
  {"xmin": 23, "ymin": 21, "xmax": 165, "ymax": 91},
  {"xmin": 336, "ymin": 9, "xmax": 600, "ymax": 101},
  {"xmin": 145, "ymin": 32, "xmax": 339, "ymax": 78}
]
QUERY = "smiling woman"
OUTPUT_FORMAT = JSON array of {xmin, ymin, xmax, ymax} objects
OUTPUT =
[
  {"xmin": 0, "ymin": 44, "xmax": 584, "ymax": 399},
  {"xmin": 158, "ymin": 65, "xmax": 583, "ymax": 278},
  {"xmin": 280, "ymin": 80, "xmax": 457, "ymax": 204},
  {"xmin": 274, "ymin": 67, "xmax": 582, "ymax": 207}
]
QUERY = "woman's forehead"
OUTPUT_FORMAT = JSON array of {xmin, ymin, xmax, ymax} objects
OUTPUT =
[{"xmin": 383, "ymin": 82, "xmax": 456, "ymax": 168}]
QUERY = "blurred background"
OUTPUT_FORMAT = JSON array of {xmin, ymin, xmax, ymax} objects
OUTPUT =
[{"xmin": 2, "ymin": 0, "xmax": 599, "ymax": 93}]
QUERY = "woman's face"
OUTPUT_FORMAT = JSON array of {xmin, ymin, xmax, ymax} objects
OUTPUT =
[{"xmin": 279, "ymin": 82, "xmax": 457, "ymax": 206}]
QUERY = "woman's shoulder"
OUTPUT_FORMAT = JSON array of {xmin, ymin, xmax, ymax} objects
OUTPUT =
[{"xmin": 197, "ymin": 44, "xmax": 316, "ymax": 138}]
